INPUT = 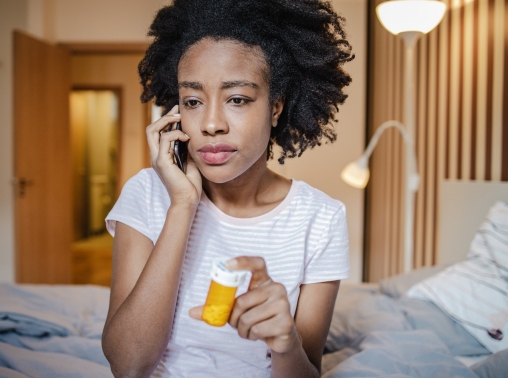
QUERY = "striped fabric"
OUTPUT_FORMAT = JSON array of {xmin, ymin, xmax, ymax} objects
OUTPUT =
[
  {"xmin": 106, "ymin": 168, "xmax": 349, "ymax": 377},
  {"xmin": 407, "ymin": 202, "xmax": 508, "ymax": 353}
]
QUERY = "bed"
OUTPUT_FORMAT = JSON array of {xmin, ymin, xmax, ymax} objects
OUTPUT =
[
  {"xmin": 0, "ymin": 180, "xmax": 507, "ymax": 377},
  {"xmin": 321, "ymin": 180, "xmax": 508, "ymax": 377}
]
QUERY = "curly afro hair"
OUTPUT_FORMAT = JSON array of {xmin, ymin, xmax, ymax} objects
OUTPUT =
[{"xmin": 139, "ymin": 0, "xmax": 354, "ymax": 163}]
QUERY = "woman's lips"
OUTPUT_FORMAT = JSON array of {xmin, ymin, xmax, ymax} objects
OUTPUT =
[{"xmin": 198, "ymin": 144, "xmax": 237, "ymax": 165}]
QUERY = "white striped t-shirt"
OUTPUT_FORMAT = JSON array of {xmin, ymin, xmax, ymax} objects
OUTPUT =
[{"xmin": 106, "ymin": 168, "xmax": 349, "ymax": 378}]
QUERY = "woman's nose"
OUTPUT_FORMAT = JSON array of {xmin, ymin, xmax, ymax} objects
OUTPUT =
[{"xmin": 201, "ymin": 103, "xmax": 229, "ymax": 136}]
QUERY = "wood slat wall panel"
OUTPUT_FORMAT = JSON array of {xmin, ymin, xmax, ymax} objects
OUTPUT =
[
  {"xmin": 425, "ymin": 31, "xmax": 437, "ymax": 267},
  {"xmin": 492, "ymin": 0, "xmax": 505, "ymax": 181},
  {"xmin": 390, "ymin": 39, "xmax": 405, "ymax": 272},
  {"xmin": 504, "ymin": 0, "xmax": 508, "ymax": 181},
  {"xmin": 485, "ymin": 0, "xmax": 495, "ymax": 180},
  {"xmin": 476, "ymin": 0, "xmax": 488, "ymax": 180},
  {"xmin": 415, "ymin": 36, "xmax": 426, "ymax": 269},
  {"xmin": 365, "ymin": 0, "xmax": 508, "ymax": 281},
  {"xmin": 463, "ymin": 0, "xmax": 474, "ymax": 180},
  {"xmin": 435, "ymin": 3, "xmax": 449, "ymax": 265}
]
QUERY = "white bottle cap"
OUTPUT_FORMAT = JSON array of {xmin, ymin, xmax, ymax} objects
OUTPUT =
[{"xmin": 210, "ymin": 257, "xmax": 248, "ymax": 287}]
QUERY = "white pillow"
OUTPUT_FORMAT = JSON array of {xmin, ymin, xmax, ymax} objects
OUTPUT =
[
  {"xmin": 407, "ymin": 202, "xmax": 508, "ymax": 353},
  {"xmin": 468, "ymin": 201, "xmax": 508, "ymax": 275}
]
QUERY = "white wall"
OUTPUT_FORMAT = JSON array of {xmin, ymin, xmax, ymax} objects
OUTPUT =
[
  {"xmin": 269, "ymin": 0, "xmax": 367, "ymax": 283},
  {"xmin": 1, "ymin": 0, "xmax": 367, "ymax": 283},
  {"xmin": 26, "ymin": 0, "xmax": 170, "ymax": 42},
  {"xmin": 0, "ymin": 0, "xmax": 28, "ymax": 282}
]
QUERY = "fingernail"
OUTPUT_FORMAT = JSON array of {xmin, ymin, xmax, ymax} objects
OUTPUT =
[
  {"xmin": 184, "ymin": 133, "xmax": 190, "ymax": 138},
  {"xmin": 226, "ymin": 259, "xmax": 237, "ymax": 269}
]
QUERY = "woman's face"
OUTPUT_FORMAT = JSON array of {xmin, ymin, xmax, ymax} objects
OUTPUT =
[{"xmin": 177, "ymin": 38, "xmax": 282, "ymax": 184}]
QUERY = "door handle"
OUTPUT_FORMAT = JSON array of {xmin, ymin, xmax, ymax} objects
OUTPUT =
[{"xmin": 13, "ymin": 177, "xmax": 34, "ymax": 197}]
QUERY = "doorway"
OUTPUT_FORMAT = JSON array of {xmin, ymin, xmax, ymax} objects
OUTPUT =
[
  {"xmin": 71, "ymin": 89, "xmax": 120, "ymax": 238},
  {"xmin": 68, "ymin": 50, "xmax": 148, "ymax": 286},
  {"xmin": 70, "ymin": 88, "xmax": 121, "ymax": 286}
]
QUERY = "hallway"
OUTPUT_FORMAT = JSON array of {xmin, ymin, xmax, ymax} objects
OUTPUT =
[{"xmin": 72, "ymin": 233, "xmax": 113, "ymax": 286}]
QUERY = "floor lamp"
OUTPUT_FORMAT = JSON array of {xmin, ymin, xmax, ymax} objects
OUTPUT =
[{"xmin": 341, "ymin": 0, "xmax": 446, "ymax": 273}]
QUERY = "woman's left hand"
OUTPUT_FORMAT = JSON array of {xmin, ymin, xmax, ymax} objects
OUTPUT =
[{"xmin": 189, "ymin": 256, "xmax": 300, "ymax": 354}]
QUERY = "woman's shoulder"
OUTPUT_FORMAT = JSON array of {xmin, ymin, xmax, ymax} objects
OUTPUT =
[
  {"xmin": 120, "ymin": 168, "xmax": 169, "ymax": 207},
  {"xmin": 123, "ymin": 168, "xmax": 164, "ymax": 190},
  {"xmin": 293, "ymin": 181, "xmax": 346, "ymax": 217},
  {"xmin": 126, "ymin": 167, "xmax": 158, "ymax": 182}
]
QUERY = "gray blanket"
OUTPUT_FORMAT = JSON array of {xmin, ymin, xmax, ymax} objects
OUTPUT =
[
  {"xmin": 323, "ymin": 330, "xmax": 479, "ymax": 378},
  {"xmin": 322, "ymin": 284, "xmax": 494, "ymax": 378},
  {"xmin": 0, "ymin": 283, "xmax": 112, "ymax": 378}
]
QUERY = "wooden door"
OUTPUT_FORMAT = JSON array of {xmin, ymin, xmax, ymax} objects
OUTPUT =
[{"xmin": 14, "ymin": 31, "xmax": 72, "ymax": 283}]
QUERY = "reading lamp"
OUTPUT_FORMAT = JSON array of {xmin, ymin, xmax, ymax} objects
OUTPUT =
[{"xmin": 341, "ymin": 0, "xmax": 446, "ymax": 273}]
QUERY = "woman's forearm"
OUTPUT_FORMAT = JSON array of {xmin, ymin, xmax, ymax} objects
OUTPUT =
[
  {"xmin": 102, "ymin": 203, "xmax": 197, "ymax": 377},
  {"xmin": 270, "ymin": 333, "xmax": 320, "ymax": 378}
]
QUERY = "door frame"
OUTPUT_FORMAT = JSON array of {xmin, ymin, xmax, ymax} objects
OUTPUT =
[
  {"xmin": 62, "ymin": 41, "xmax": 151, "ymax": 170},
  {"xmin": 58, "ymin": 42, "xmax": 148, "ymax": 55}
]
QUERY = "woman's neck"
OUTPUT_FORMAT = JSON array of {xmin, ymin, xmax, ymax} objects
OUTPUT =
[{"xmin": 201, "ymin": 158, "xmax": 291, "ymax": 218}]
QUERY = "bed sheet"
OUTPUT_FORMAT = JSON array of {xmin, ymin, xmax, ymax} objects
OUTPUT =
[
  {"xmin": 322, "ymin": 284, "xmax": 497, "ymax": 378},
  {"xmin": 0, "ymin": 283, "xmax": 112, "ymax": 378}
]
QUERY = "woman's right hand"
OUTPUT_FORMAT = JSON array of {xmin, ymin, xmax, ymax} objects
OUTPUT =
[{"xmin": 146, "ymin": 105, "xmax": 202, "ymax": 207}]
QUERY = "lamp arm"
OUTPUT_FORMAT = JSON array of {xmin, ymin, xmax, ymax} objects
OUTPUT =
[
  {"xmin": 362, "ymin": 120, "xmax": 419, "ymax": 191},
  {"xmin": 362, "ymin": 120, "xmax": 409, "ymax": 158}
]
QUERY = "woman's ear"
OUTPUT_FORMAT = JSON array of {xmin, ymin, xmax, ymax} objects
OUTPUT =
[{"xmin": 271, "ymin": 97, "xmax": 285, "ymax": 127}]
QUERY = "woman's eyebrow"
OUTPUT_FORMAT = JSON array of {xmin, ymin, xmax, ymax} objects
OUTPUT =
[
  {"xmin": 178, "ymin": 80, "xmax": 259, "ymax": 90},
  {"xmin": 178, "ymin": 81, "xmax": 204, "ymax": 90},
  {"xmin": 221, "ymin": 80, "xmax": 259, "ymax": 90}
]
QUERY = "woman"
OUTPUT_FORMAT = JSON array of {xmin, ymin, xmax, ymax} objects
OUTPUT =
[{"xmin": 102, "ymin": 0, "xmax": 354, "ymax": 376}]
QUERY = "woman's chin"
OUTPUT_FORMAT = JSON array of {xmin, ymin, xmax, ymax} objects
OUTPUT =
[
  {"xmin": 198, "ymin": 163, "xmax": 255, "ymax": 185},
  {"xmin": 199, "ymin": 166, "xmax": 240, "ymax": 185}
]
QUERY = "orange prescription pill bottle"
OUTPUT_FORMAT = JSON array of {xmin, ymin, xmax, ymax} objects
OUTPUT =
[{"xmin": 202, "ymin": 258, "xmax": 248, "ymax": 327}]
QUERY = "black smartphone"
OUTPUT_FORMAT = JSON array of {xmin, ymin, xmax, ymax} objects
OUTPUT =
[{"xmin": 173, "ymin": 121, "xmax": 188, "ymax": 173}]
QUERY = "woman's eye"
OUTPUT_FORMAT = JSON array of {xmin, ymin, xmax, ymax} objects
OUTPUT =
[
  {"xmin": 184, "ymin": 99, "xmax": 200, "ymax": 107},
  {"xmin": 229, "ymin": 97, "xmax": 250, "ymax": 106}
]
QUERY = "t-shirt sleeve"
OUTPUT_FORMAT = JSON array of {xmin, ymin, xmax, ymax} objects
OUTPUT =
[
  {"xmin": 303, "ymin": 205, "xmax": 350, "ymax": 284},
  {"xmin": 105, "ymin": 170, "xmax": 151, "ymax": 240}
]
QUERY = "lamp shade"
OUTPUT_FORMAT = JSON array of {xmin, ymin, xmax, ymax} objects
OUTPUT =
[
  {"xmin": 376, "ymin": 0, "xmax": 446, "ymax": 35},
  {"xmin": 340, "ymin": 157, "xmax": 370, "ymax": 189}
]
